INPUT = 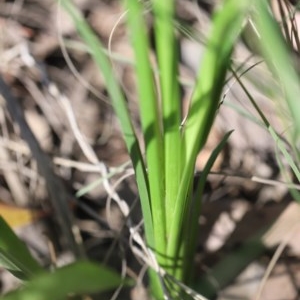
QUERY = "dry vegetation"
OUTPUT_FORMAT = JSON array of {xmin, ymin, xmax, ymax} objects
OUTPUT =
[{"xmin": 0, "ymin": 0, "xmax": 300, "ymax": 299}]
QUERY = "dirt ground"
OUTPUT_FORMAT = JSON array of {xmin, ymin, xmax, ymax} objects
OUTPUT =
[{"xmin": 0, "ymin": 0, "xmax": 300, "ymax": 299}]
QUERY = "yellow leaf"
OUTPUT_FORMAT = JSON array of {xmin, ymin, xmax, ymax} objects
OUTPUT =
[{"xmin": 0, "ymin": 203, "xmax": 46, "ymax": 228}]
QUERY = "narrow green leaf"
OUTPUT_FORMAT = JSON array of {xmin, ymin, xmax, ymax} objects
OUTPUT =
[
  {"xmin": 151, "ymin": 0, "xmax": 182, "ymax": 233},
  {"xmin": 243, "ymin": 1, "xmax": 300, "ymax": 194},
  {"xmin": 0, "ymin": 217, "xmax": 43, "ymax": 280},
  {"xmin": 1, "ymin": 261, "xmax": 131, "ymax": 300},
  {"xmin": 0, "ymin": 250, "xmax": 33, "ymax": 281},
  {"xmin": 124, "ymin": 0, "xmax": 165, "ymax": 254},
  {"xmin": 253, "ymin": 0, "xmax": 300, "ymax": 140},
  {"xmin": 167, "ymin": 0, "xmax": 253, "ymax": 275},
  {"xmin": 183, "ymin": 0, "xmax": 251, "ymax": 165},
  {"xmin": 231, "ymin": 68, "xmax": 300, "ymax": 183},
  {"xmin": 183, "ymin": 130, "xmax": 233, "ymax": 282},
  {"xmin": 57, "ymin": 0, "xmax": 154, "ymax": 247}
]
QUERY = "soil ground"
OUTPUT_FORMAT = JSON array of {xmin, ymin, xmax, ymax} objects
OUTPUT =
[{"xmin": 0, "ymin": 1, "xmax": 300, "ymax": 299}]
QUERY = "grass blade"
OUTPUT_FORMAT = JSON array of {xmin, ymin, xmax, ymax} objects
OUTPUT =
[
  {"xmin": 124, "ymin": 0, "xmax": 165, "ymax": 254},
  {"xmin": 231, "ymin": 68, "xmax": 300, "ymax": 183},
  {"xmin": 0, "ymin": 217, "xmax": 44, "ymax": 280},
  {"xmin": 184, "ymin": 130, "xmax": 233, "ymax": 282},
  {"xmin": 151, "ymin": 0, "xmax": 182, "ymax": 234},
  {"xmin": 57, "ymin": 0, "xmax": 154, "ymax": 246},
  {"xmin": 2, "ymin": 261, "xmax": 131, "ymax": 300},
  {"xmin": 167, "ymin": 0, "xmax": 253, "ymax": 278},
  {"xmin": 253, "ymin": 1, "xmax": 300, "ymax": 139}
]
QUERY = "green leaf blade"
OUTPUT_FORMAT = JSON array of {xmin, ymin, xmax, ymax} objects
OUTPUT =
[
  {"xmin": 2, "ymin": 261, "xmax": 131, "ymax": 300},
  {"xmin": 124, "ymin": 0, "xmax": 166, "ymax": 255},
  {"xmin": 166, "ymin": 0, "xmax": 253, "ymax": 278},
  {"xmin": 57, "ymin": 0, "xmax": 154, "ymax": 247},
  {"xmin": 151, "ymin": 0, "xmax": 182, "ymax": 235},
  {"xmin": 0, "ymin": 217, "xmax": 44, "ymax": 280},
  {"xmin": 253, "ymin": 1, "xmax": 300, "ymax": 142}
]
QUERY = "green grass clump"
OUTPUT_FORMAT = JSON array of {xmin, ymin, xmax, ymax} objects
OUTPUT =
[{"xmin": 58, "ymin": 0, "xmax": 253, "ymax": 298}]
